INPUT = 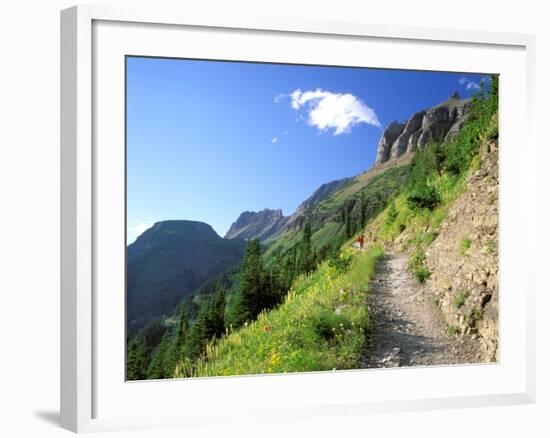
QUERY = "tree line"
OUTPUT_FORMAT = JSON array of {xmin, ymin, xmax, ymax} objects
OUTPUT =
[{"xmin": 127, "ymin": 221, "xmax": 331, "ymax": 380}]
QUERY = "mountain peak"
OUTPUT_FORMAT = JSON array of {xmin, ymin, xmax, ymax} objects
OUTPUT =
[
  {"xmin": 374, "ymin": 96, "xmax": 471, "ymax": 166},
  {"xmin": 225, "ymin": 209, "xmax": 288, "ymax": 241}
]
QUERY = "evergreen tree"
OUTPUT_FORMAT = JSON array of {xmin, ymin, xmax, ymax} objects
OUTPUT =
[
  {"xmin": 300, "ymin": 222, "xmax": 314, "ymax": 274},
  {"xmin": 147, "ymin": 333, "xmax": 171, "ymax": 379},
  {"xmin": 127, "ymin": 339, "xmax": 146, "ymax": 381},
  {"xmin": 345, "ymin": 204, "xmax": 354, "ymax": 238},
  {"xmin": 359, "ymin": 193, "xmax": 367, "ymax": 229},
  {"xmin": 186, "ymin": 303, "xmax": 209, "ymax": 358},
  {"xmin": 232, "ymin": 239, "xmax": 265, "ymax": 326},
  {"xmin": 169, "ymin": 307, "xmax": 189, "ymax": 369},
  {"xmin": 207, "ymin": 283, "xmax": 226, "ymax": 339},
  {"xmin": 281, "ymin": 246, "xmax": 297, "ymax": 291}
]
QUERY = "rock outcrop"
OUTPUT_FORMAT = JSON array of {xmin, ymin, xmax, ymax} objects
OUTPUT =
[
  {"xmin": 225, "ymin": 209, "xmax": 289, "ymax": 241},
  {"xmin": 375, "ymin": 93, "xmax": 471, "ymax": 166},
  {"xmin": 391, "ymin": 110, "xmax": 426, "ymax": 159},
  {"xmin": 227, "ymin": 177, "xmax": 352, "ymax": 241},
  {"xmin": 423, "ymin": 132, "xmax": 499, "ymax": 362},
  {"xmin": 375, "ymin": 122, "xmax": 405, "ymax": 165}
]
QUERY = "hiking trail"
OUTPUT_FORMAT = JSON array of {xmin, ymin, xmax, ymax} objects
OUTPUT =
[{"xmin": 360, "ymin": 253, "xmax": 481, "ymax": 368}]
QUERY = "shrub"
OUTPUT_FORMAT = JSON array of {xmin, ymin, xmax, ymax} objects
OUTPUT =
[
  {"xmin": 469, "ymin": 307, "xmax": 484, "ymax": 322},
  {"xmin": 448, "ymin": 324, "xmax": 460, "ymax": 336},
  {"xmin": 422, "ymin": 231, "xmax": 437, "ymax": 246},
  {"xmin": 384, "ymin": 201, "xmax": 398, "ymax": 226},
  {"xmin": 328, "ymin": 248, "xmax": 353, "ymax": 273},
  {"xmin": 408, "ymin": 249, "xmax": 430, "ymax": 283},
  {"xmin": 453, "ymin": 291, "xmax": 468, "ymax": 309},
  {"xmin": 406, "ymin": 182, "xmax": 440, "ymax": 211}
]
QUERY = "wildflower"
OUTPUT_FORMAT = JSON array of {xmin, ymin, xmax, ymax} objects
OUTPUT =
[{"xmin": 264, "ymin": 324, "xmax": 270, "ymax": 333}]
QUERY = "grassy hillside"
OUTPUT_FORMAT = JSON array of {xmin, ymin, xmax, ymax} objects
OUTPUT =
[{"xmin": 175, "ymin": 246, "xmax": 383, "ymax": 377}]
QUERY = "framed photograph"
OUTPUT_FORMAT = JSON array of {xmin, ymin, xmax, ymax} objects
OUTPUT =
[{"xmin": 61, "ymin": 5, "xmax": 536, "ymax": 433}]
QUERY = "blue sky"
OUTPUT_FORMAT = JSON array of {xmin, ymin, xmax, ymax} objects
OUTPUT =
[{"xmin": 126, "ymin": 57, "xmax": 484, "ymax": 242}]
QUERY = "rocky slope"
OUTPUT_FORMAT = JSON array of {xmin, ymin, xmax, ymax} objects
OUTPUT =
[
  {"xmin": 422, "ymin": 135, "xmax": 499, "ymax": 362},
  {"xmin": 224, "ymin": 209, "xmax": 289, "ymax": 240},
  {"xmin": 375, "ymin": 92, "xmax": 471, "ymax": 166}
]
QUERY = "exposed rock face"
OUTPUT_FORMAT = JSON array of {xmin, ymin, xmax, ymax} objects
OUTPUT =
[
  {"xmin": 227, "ymin": 177, "xmax": 352, "ymax": 240},
  {"xmin": 225, "ymin": 209, "xmax": 289, "ymax": 241},
  {"xmin": 391, "ymin": 110, "xmax": 425, "ymax": 159},
  {"xmin": 423, "ymin": 134, "xmax": 499, "ymax": 362},
  {"xmin": 374, "ymin": 122, "xmax": 404, "ymax": 165},
  {"xmin": 376, "ymin": 93, "xmax": 471, "ymax": 165}
]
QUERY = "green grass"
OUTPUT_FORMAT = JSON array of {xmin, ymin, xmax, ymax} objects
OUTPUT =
[
  {"xmin": 311, "ymin": 222, "xmax": 343, "ymax": 249},
  {"xmin": 448, "ymin": 324, "xmax": 460, "ymax": 336},
  {"xmin": 174, "ymin": 246, "xmax": 384, "ymax": 377},
  {"xmin": 460, "ymin": 237, "xmax": 472, "ymax": 256},
  {"xmin": 453, "ymin": 291, "xmax": 468, "ymax": 309},
  {"xmin": 469, "ymin": 307, "xmax": 484, "ymax": 322},
  {"xmin": 408, "ymin": 248, "xmax": 430, "ymax": 283}
]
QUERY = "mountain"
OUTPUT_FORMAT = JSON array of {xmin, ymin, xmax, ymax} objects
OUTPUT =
[
  {"xmin": 375, "ymin": 92, "xmax": 471, "ymax": 165},
  {"xmin": 226, "ymin": 94, "xmax": 470, "ymax": 243},
  {"xmin": 127, "ymin": 220, "xmax": 246, "ymax": 332},
  {"xmin": 225, "ymin": 178, "xmax": 352, "ymax": 241},
  {"xmin": 224, "ymin": 209, "xmax": 289, "ymax": 240},
  {"xmin": 284, "ymin": 177, "xmax": 352, "ymax": 228}
]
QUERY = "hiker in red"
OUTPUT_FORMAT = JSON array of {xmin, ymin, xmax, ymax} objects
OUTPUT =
[{"xmin": 357, "ymin": 233, "xmax": 365, "ymax": 251}]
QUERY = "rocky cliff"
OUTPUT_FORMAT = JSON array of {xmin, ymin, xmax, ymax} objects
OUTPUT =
[
  {"xmin": 375, "ymin": 92, "xmax": 471, "ymax": 165},
  {"xmin": 225, "ymin": 209, "xmax": 289, "ymax": 240},
  {"xmin": 423, "ymin": 133, "xmax": 499, "ymax": 362}
]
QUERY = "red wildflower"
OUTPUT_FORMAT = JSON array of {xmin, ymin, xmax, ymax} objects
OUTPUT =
[{"xmin": 263, "ymin": 324, "xmax": 270, "ymax": 332}]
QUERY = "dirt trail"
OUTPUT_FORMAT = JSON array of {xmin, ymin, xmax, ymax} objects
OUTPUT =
[{"xmin": 360, "ymin": 253, "xmax": 481, "ymax": 368}]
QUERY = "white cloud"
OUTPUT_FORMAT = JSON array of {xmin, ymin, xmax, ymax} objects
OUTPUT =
[
  {"xmin": 284, "ymin": 88, "xmax": 381, "ymax": 135},
  {"xmin": 458, "ymin": 76, "xmax": 481, "ymax": 91},
  {"xmin": 271, "ymin": 137, "xmax": 278, "ymax": 143}
]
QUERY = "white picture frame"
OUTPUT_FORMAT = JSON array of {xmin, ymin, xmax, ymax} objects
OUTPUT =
[{"xmin": 60, "ymin": 4, "xmax": 536, "ymax": 433}]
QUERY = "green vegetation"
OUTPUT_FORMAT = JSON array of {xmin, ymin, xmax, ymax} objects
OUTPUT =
[
  {"xmin": 469, "ymin": 307, "xmax": 484, "ymax": 323},
  {"xmin": 448, "ymin": 324, "xmax": 460, "ymax": 336},
  {"xmin": 174, "ymin": 246, "xmax": 383, "ymax": 377},
  {"xmin": 408, "ymin": 248, "xmax": 430, "ymax": 283},
  {"xmin": 453, "ymin": 291, "xmax": 468, "ymax": 309},
  {"xmin": 373, "ymin": 76, "xmax": 499, "ymax": 285},
  {"xmin": 127, "ymin": 76, "xmax": 499, "ymax": 380},
  {"xmin": 460, "ymin": 237, "xmax": 472, "ymax": 256},
  {"xmin": 485, "ymin": 240, "xmax": 497, "ymax": 254}
]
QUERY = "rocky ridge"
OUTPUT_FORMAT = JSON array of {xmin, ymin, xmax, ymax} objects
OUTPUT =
[
  {"xmin": 224, "ymin": 209, "xmax": 289, "ymax": 240},
  {"xmin": 225, "ymin": 177, "xmax": 351, "ymax": 241},
  {"xmin": 375, "ymin": 92, "xmax": 471, "ymax": 166}
]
